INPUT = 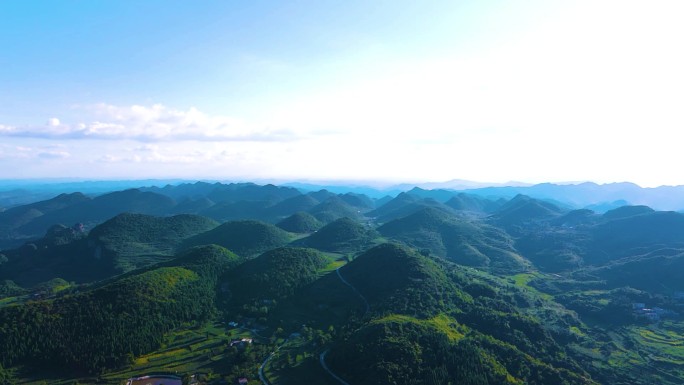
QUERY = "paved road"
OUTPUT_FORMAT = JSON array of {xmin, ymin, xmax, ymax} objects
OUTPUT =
[
  {"xmin": 258, "ymin": 350, "xmax": 274, "ymax": 385},
  {"xmin": 258, "ymin": 338, "xmax": 288, "ymax": 385},
  {"xmin": 317, "ymin": 266, "xmax": 371, "ymax": 385},
  {"xmin": 260, "ymin": 267, "xmax": 366, "ymax": 385},
  {"xmin": 319, "ymin": 349, "xmax": 351, "ymax": 385},
  {"xmin": 335, "ymin": 267, "xmax": 370, "ymax": 315}
]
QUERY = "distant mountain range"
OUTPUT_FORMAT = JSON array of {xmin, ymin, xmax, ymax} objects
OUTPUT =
[
  {"xmin": 5, "ymin": 179, "xmax": 684, "ymax": 251},
  {"xmin": 4, "ymin": 178, "xmax": 684, "ymax": 212}
]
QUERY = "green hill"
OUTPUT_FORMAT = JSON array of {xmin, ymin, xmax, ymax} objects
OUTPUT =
[
  {"xmin": 0, "ymin": 192, "xmax": 90, "ymax": 249},
  {"xmin": 369, "ymin": 193, "xmax": 454, "ymax": 223},
  {"xmin": 0, "ymin": 192, "xmax": 89, "ymax": 229},
  {"xmin": 16, "ymin": 189, "xmax": 177, "ymax": 238},
  {"xmin": 0, "ymin": 227, "xmax": 95, "ymax": 287},
  {"xmin": 576, "ymin": 248, "xmax": 684, "ymax": 292},
  {"xmin": 308, "ymin": 196, "xmax": 364, "ymax": 223},
  {"xmin": 587, "ymin": 210, "xmax": 684, "ymax": 264},
  {"xmin": 267, "ymin": 194, "xmax": 320, "ymax": 217},
  {"xmin": 406, "ymin": 187, "xmax": 457, "ymax": 202},
  {"xmin": 338, "ymin": 193, "xmax": 375, "ymax": 210},
  {"xmin": 224, "ymin": 247, "xmax": 331, "ymax": 307},
  {"xmin": 602, "ymin": 205, "xmax": 655, "ymax": 220},
  {"xmin": 551, "ymin": 208, "xmax": 598, "ymax": 227},
  {"xmin": 445, "ymin": 192, "xmax": 504, "ymax": 213},
  {"xmin": 171, "ymin": 197, "xmax": 215, "ymax": 214},
  {"xmin": 300, "ymin": 217, "xmax": 377, "ymax": 252},
  {"xmin": 276, "ymin": 211, "xmax": 323, "ymax": 233},
  {"xmin": 491, "ymin": 194, "xmax": 564, "ymax": 228},
  {"xmin": 89, "ymin": 213, "xmax": 220, "ymax": 271},
  {"xmin": 518, "ymin": 207, "xmax": 684, "ymax": 271},
  {"xmin": 307, "ymin": 189, "xmax": 336, "ymax": 202},
  {"xmin": 0, "ymin": 213, "xmax": 218, "ymax": 287},
  {"xmin": 327, "ymin": 243, "xmax": 593, "ymax": 385},
  {"xmin": 379, "ymin": 207, "xmax": 527, "ymax": 272},
  {"xmin": 339, "ymin": 243, "xmax": 461, "ymax": 315},
  {"xmin": 181, "ymin": 219, "xmax": 293, "ymax": 257},
  {"xmin": 206, "ymin": 182, "xmax": 300, "ymax": 203},
  {"xmin": 199, "ymin": 199, "xmax": 273, "ymax": 222},
  {"xmin": 0, "ymin": 244, "xmax": 240, "ymax": 375}
]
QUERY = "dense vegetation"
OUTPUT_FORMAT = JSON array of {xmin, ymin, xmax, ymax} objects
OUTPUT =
[
  {"xmin": 301, "ymin": 217, "xmax": 377, "ymax": 252},
  {"xmin": 276, "ymin": 211, "xmax": 323, "ymax": 233},
  {"xmin": 0, "ymin": 245, "xmax": 240, "ymax": 375},
  {"xmin": 328, "ymin": 244, "xmax": 594, "ymax": 385},
  {"xmin": 308, "ymin": 196, "xmax": 366, "ymax": 223},
  {"xmin": 224, "ymin": 247, "xmax": 331, "ymax": 308},
  {"xmin": 0, "ymin": 213, "xmax": 218, "ymax": 286},
  {"xmin": 89, "ymin": 213, "xmax": 219, "ymax": 271},
  {"xmin": 378, "ymin": 207, "xmax": 527, "ymax": 272},
  {"xmin": 181, "ymin": 220, "xmax": 293, "ymax": 257},
  {"xmin": 0, "ymin": 183, "xmax": 683, "ymax": 384}
]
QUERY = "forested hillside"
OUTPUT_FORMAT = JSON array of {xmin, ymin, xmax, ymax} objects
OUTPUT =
[
  {"xmin": 0, "ymin": 245, "xmax": 240, "ymax": 375},
  {"xmin": 0, "ymin": 183, "xmax": 683, "ymax": 384}
]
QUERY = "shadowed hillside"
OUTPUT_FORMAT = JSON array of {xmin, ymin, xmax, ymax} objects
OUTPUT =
[
  {"xmin": 0, "ymin": 244, "xmax": 241, "ymax": 375},
  {"xmin": 445, "ymin": 192, "xmax": 505, "ymax": 213},
  {"xmin": 276, "ymin": 211, "xmax": 323, "ymax": 233},
  {"xmin": 0, "ymin": 213, "xmax": 219, "ymax": 286},
  {"xmin": 308, "ymin": 196, "xmax": 365, "ymax": 223},
  {"xmin": 181, "ymin": 219, "xmax": 293, "ymax": 257},
  {"xmin": 369, "ymin": 192, "xmax": 455, "ymax": 223},
  {"xmin": 300, "ymin": 217, "xmax": 377, "ymax": 252},
  {"xmin": 224, "ymin": 247, "xmax": 331, "ymax": 306},
  {"xmin": 0, "ymin": 193, "xmax": 91, "ymax": 249},
  {"xmin": 379, "ymin": 207, "xmax": 528, "ymax": 272},
  {"xmin": 491, "ymin": 194, "xmax": 564, "ymax": 226},
  {"xmin": 327, "ymin": 243, "xmax": 593, "ymax": 385}
]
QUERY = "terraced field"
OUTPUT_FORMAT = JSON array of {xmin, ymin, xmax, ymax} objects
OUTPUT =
[
  {"xmin": 102, "ymin": 322, "xmax": 262, "ymax": 384},
  {"xmin": 602, "ymin": 322, "xmax": 684, "ymax": 383}
]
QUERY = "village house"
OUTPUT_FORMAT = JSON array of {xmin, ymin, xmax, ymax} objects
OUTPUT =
[{"xmin": 229, "ymin": 338, "xmax": 253, "ymax": 349}]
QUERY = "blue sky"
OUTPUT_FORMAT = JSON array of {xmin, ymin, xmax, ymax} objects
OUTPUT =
[{"xmin": 2, "ymin": 1, "xmax": 683, "ymax": 186}]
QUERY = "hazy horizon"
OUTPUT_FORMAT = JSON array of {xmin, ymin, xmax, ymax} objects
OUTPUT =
[
  {"xmin": 0, "ymin": 176, "xmax": 673, "ymax": 190},
  {"xmin": 2, "ymin": 1, "xmax": 683, "ymax": 187}
]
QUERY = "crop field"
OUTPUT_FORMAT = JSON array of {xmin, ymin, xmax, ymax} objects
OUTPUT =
[
  {"xmin": 0, "ymin": 295, "xmax": 21, "ymax": 308},
  {"xmin": 598, "ymin": 321, "xmax": 684, "ymax": 384},
  {"xmin": 19, "ymin": 323, "xmax": 266, "ymax": 385},
  {"xmin": 510, "ymin": 272, "xmax": 553, "ymax": 300},
  {"xmin": 100, "ymin": 322, "xmax": 256, "ymax": 384},
  {"xmin": 634, "ymin": 322, "xmax": 684, "ymax": 363}
]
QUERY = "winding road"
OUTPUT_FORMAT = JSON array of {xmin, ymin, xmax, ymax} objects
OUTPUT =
[
  {"xmin": 258, "ymin": 338, "xmax": 288, "ymax": 385},
  {"xmin": 319, "ymin": 349, "xmax": 350, "ymax": 385},
  {"xmin": 258, "ymin": 350, "xmax": 274, "ymax": 385},
  {"xmin": 317, "ymin": 266, "xmax": 370, "ymax": 385},
  {"xmin": 335, "ymin": 267, "xmax": 370, "ymax": 315},
  {"xmin": 260, "ymin": 266, "xmax": 367, "ymax": 385}
]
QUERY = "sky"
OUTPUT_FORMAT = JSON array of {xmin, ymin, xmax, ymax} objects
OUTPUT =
[{"xmin": 1, "ymin": 0, "xmax": 684, "ymax": 187}]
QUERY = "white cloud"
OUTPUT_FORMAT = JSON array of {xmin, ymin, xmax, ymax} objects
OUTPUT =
[
  {"xmin": 0, "ymin": 125, "xmax": 16, "ymax": 134},
  {"xmin": 0, "ymin": 144, "xmax": 71, "ymax": 161},
  {"xmin": 0, "ymin": 104, "xmax": 303, "ymax": 142},
  {"xmin": 38, "ymin": 150, "xmax": 71, "ymax": 159}
]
